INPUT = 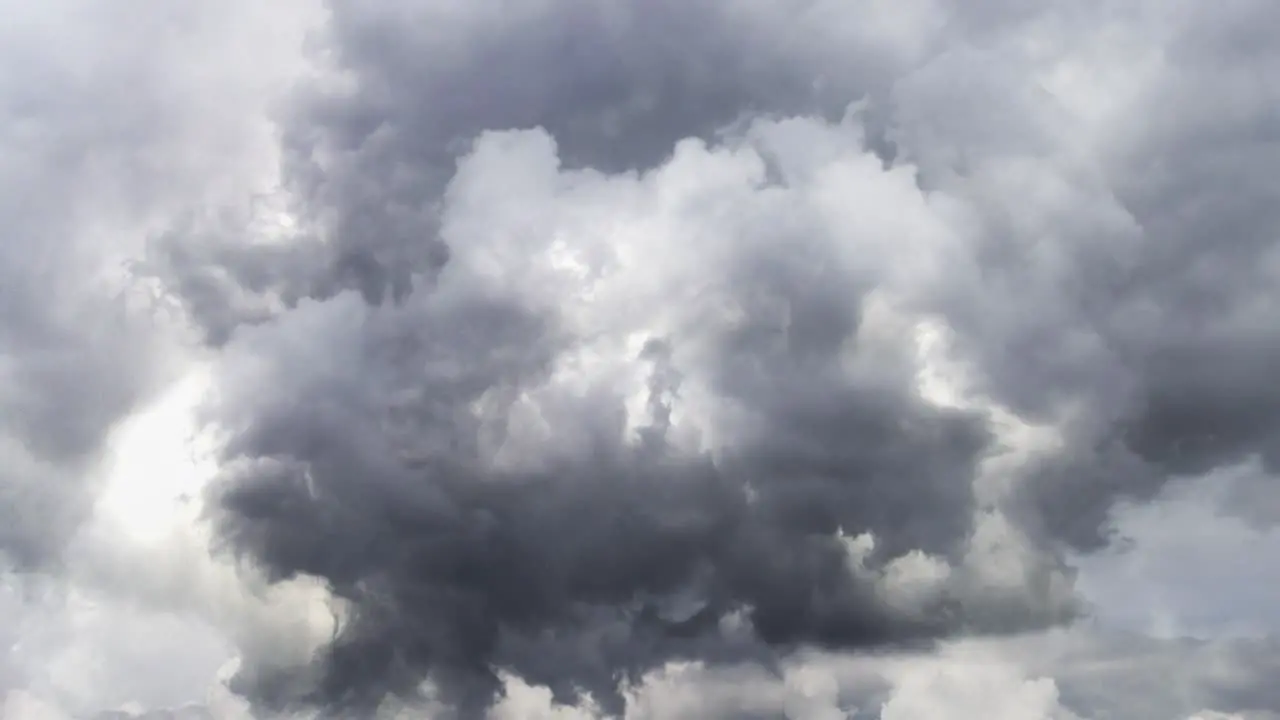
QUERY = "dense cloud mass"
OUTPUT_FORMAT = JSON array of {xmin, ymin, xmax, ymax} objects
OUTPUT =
[
  {"xmin": 4, "ymin": 0, "xmax": 1280, "ymax": 718},
  {"xmin": 203, "ymin": 121, "xmax": 1017, "ymax": 715}
]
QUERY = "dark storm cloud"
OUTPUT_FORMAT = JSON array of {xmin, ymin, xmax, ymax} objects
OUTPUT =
[
  {"xmin": 1104, "ymin": 0, "xmax": 1280, "ymax": 478},
  {"xmin": 201, "ymin": 199, "xmax": 996, "ymax": 716},
  {"xmin": 128, "ymin": 0, "xmax": 1280, "ymax": 717},
  {"xmin": 138, "ymin": 5, "xmax": 1026, "ymax": 708},
  {"xmin": 144, "ymin": 0, "xmax": 949, "ymax": 332}
]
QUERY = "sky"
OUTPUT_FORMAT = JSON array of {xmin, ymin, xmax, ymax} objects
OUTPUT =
[{"xmin": 2, "ymin": 0, "xmax": 1280, "ymax": 718}]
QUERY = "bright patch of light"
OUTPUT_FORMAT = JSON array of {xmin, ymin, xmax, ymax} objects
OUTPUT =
[{"xmin": 98, "ymin": 367, "xmax": 216, "ymax": 544}]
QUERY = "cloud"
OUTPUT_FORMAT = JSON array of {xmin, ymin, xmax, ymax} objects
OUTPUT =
[
  {"xmin": 194, "ymin": 114, "xmax": 1096, "ymax": 715},
  {"xmin": 1074, "ymin": 466, "xmax": 1280, "ymax": 639},
  {"xmin": 0, "ymin": 0, "xmax": 325, "ymax": 566},
  {"xmin": 5, "ymin": 0, "xmax": 1280, "ymax": 718},
  {"xmin": 0, "ymin": 0, "xmax": 324, "ymax": 712},
  {"xmin": 144, "ymin": 0, "xmax": 1280, "ymax": 716}
]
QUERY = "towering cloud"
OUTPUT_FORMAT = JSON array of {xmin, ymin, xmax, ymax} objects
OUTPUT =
[{"xmin": 208, "ymin": 119, "xmax": 1061, "ymax": 715}]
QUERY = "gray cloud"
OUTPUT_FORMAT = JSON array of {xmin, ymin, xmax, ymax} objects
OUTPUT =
[
  {"xmin": 7, "ymin": 0, "xmax": 1280, "ymax": 717},
  {"xmin": 0, "ymin": 0, "xmax": 322, "ymax": 567},
  {"xmin": 0, "ymin": 0, "xmax": 322, "ymax": 710},
  {"xmin": 143, "ymin": 0, "xmax": 963, "ymax": 332},
  {"xmin": 0, "ymin": 8, "xmax": 168, "ymax": 569},
  {"xmin": 199, "ymin": 127, "xmax": 1008, "ymax": 715},
  {"xmin": 132, "ymin": 0, "xmax": 1280, "ymax": 716},
  {"xmin": 883, "ymin": 2, "xmax": 1280, "ymax": 549},
  {"xmin": 94, "ymin": 629, "xmax": 1280, "ymax": 719}
]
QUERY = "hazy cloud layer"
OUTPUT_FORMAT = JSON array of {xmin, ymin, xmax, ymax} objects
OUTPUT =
[
  {"xmin": 4, "ymin": 0, "xmax": 1280, "ymax": 718},
  {"xmin": 0, "ymin": 0, "xmax": 323, "ymax": 707}
]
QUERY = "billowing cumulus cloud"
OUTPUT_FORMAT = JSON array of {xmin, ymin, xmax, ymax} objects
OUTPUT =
[
  {"xmin": 5, "ymin": 0, "xmax": 1280, "ymax": 718},
  {"xmin": 199, "ymin": 116, "xmax": 1073, "ymax": 715}
]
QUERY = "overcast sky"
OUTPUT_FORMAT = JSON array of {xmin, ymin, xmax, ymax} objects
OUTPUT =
[{"xmin": 3, "ymin": 1, "xmax": 1280, "ymax": 718}]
